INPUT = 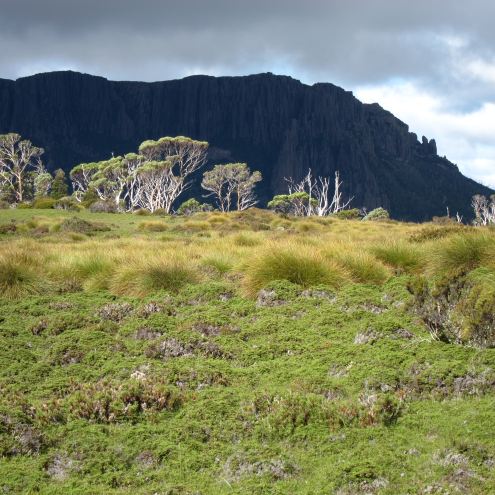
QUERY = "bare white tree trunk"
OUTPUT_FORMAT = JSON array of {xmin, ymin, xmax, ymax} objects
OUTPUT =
[{"xmin": 284, "ymin": 169, "xmax": 353, "ymax": 216}]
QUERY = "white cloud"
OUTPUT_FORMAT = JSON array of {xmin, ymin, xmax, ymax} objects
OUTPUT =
[{"xmin": 355, "ymin": 82, "xmax": 495, "ymax": 188}]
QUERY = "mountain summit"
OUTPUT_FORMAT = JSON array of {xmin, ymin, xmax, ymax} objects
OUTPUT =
[{"xmin": 0, "ymin": 71, "xmax": 491, "ymax": 219}]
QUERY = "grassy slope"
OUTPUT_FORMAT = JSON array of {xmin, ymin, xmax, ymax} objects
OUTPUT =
[{"xmin": 1, "ymin": 209, "xmax": 495, "ymax": 494}]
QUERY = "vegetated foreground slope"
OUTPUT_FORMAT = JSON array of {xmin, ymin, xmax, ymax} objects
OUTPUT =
[
  {"xmin": 1, "ymin": 209, "xmax": 495, "ymax": 494},
  {"xmin": 0, "ymin": 71, "xmax": 493, "ymax": 220}
]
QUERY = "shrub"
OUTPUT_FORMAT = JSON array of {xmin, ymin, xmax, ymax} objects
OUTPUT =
[
  {"xmin": 33, "ymin": 197, "xmax": 56, "ymax": 209},
  {"xmin": 432, "ymin": 215, "xmax": 457, "ymax": 225},
  {"xmin": 333, "ymin": 208, "xmax": 362, "ymax": 220},
  {"xmin": 133, "ymin": 208, "xmax": 150, "ymax": 216},
  {"xmin": 151, "ymin": 208, "xmax": 168, "ymax": 216},
  {"xmin": 66, "ymin": 379, "xmax": 182, "ymax": 422},
  {"xmin": 55, "ymin": 196, "xmax": 82, "ymax": 211},
  {"xmin": 410, "ymin": 267, "xmax": 495, "ymax": 347},
  {"xmin": 16, "ymin": 203, "xmax": 32, "ymax": 209},
  {"xmin": 243, "ymin": 246, "xmax": 348, "ymax": 297},
  {"xmin": 177, "ymin": 198, "xmax": 212, "ymax": 216},
  {"xmin": 363, "ymin": 207, "xmax": 390, "ymax": 222},
  {"xmin": 409, "ymin": 224, "xmax": 466, "ymax": 243},
  {"xmin": 110, "ymin": 259, "xmax": 199, "ymax": 297},
  {"xmin": 0, "ymin": 200, "xmax": 10, "ymax": 209},
  {"xmin": 89, "ymin": 200, "xmax": 117, "ymax": 213},
  {"xmin": 59, "ymin": 217, "xmax": 110, "ymax": 234},
  {"xmin": 372, "ymin": 242, "xmax": 423, "ymax": 274}
]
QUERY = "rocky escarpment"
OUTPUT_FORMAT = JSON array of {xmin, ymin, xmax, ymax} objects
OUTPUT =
[{"xmin": 0, "ymin": 71, "xmax": 491, "ymax": 219}]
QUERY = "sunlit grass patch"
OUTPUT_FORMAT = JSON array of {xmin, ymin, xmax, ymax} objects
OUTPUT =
[{"xmin": 242, "ymin": 244, "xmax": 349, "ymax": 297}]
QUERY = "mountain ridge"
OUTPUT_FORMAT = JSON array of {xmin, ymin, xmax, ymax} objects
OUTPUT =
[{"xmin": 0, "ymin": 70, "xmax": 491, "ymax": 219}]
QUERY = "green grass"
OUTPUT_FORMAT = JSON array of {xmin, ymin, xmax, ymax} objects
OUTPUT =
[{"xmin": 0, "ymin": 209, "xmax": 495, "ymax": 494}]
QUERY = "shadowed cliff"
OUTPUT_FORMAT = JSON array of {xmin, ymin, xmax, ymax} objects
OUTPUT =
[{"xmin": 0, "ymin": 70, "xmax": 491, "ymax": 220}]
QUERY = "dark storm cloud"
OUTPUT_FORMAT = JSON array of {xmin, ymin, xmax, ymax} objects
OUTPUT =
[
  {"xmin": 1, "ymin": 0, "xmax": 495, "ymax": 185},
  {"xmin": 0, "ymin": 0, "xmax": 493, "ymax": 88}
]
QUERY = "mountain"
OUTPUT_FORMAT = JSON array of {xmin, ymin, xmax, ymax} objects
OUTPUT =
[{"xmin": 0, "ymin": 70, "xmax": 491, "ymax": 220}]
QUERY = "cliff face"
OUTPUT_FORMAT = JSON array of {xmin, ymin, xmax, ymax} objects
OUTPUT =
[{"xmin": 0, "ymin": 70, "xmax": 491, "ymax": 220}]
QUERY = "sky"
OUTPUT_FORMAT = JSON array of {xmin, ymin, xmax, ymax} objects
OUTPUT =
[{"xmin": 1, "ymin": 0, "xmax": 494, "ymax": 187}]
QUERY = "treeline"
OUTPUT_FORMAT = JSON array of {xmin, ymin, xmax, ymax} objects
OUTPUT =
[{"xmin": 2, "ymin": 131, "xmax": 492, "ymax": 223}]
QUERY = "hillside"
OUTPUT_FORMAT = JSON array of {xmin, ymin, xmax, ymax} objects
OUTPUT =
[
  {"xmin": 0, "ymin": 71, "xmax": 492, "ymax": 220},
  {"xmin": 1, "ymin": 209, "xmax": 495, "ymax": 494}
]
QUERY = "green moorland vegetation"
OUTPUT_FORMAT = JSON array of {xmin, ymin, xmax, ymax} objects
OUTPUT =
[{"xmin": 1, "ymin": 207, "xmax": 495, "ymax": 494}]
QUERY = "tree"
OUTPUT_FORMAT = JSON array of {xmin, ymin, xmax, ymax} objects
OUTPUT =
[
  {"xmin": 284, "ymin": 169, "xmax": 353, "ymax": 216},
  {"xmin": 131, "ymin": 160, "xmax": 176, "ymax": 213},
  {"xmin": 33, "ymin": 170, "xmax": 53, "ymax": 198},
  {"xmin": 201, "ymin": 163, "xmax": 262, "ymax": 212},
  {"xmin": 69, "ymin": 136, "xmax": 209, "ymax": 213},
  {"xmin": 138, "ymin": 136, "xmax": 208, "ymax": 212},
  {"xmin": 268, "ymin": 192, "xmax": 316, "ymax": 216},
  {"xmin": 0, "ymin": 133, "xmax": 44, "ymax": 203},
  {"xmin": 70, "ymin": 162, "xmax": 101, "ymax": 202},
  {"xmin": 50, "ymin": 169, "xmax": 68, "ymax": 199},
  {"xmin": 472, "ymin": 194, "xmax": 495, "ymax": 225}
]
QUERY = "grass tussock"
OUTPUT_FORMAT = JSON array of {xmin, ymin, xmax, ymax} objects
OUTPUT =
[
  {"xmin": 371, "ymin": 241, "xmax": 424, "ymax": 274},
  {"xmin": 0, "ymin": 248, "xmax": 45, "ymax": 299},
  {"xmin": 428, "ymin": 231, "xmax": 495, "ymax": 278},
  {"xmin": 110, "ymin": 258, "xmax": 199, "ymax": 297},
  {"xmin": 232, "ymin": 233, "xmax": 261, "ymax": 247},
  {"xmin": 336, "ymin": 251, "xmax": 390, "ymax": 285},
  {"xmin": 138, "ymin": 221, "xmax": 169, "ymax": 232},
  {"xmin": 243, "ymin": 245, "xmax": 348, "ymax": 297}
]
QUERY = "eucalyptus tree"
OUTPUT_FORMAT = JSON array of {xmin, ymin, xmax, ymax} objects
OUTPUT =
[
  {"xmin": 201, "ymin": 163, "xmax": 262, "ymax": 212},
  {"xmin": 70, "ymin": 162, "xmax": 101, "ymax": 202},
  {"xmin": 138, "ymin": 136, "xmax": 208, "ymax": 212},
  {"xmin": 0, "ymin": 133, "xmax": 44, "ymax": 203},
  {"xmin": 283, "ymin": 169, "xmax": 353, "ymax": 216}
]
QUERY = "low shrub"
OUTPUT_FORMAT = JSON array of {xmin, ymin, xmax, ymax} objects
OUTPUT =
[
  {"xmin": 89, "ymin": 200, "xmax": 117, "ymax": 213},
  {"xmin": 55, "ymin": 196, "xmax": 82, "ymax": 211},
  {"xmin": 59, "ymin": 217, "xmax": 110, "ymax": 234},
  {"xmin": 66, "ymin": 379, "xmax": 183, "ymax": 423},
  {"xmin": 133, "ymin": 208, "xmax": 150, "ymax": 216},
  {"xmin": 363, "ymin": 207, "xmax": 390, "ymax": 222},
  {"xmin": 33, "ymin": 197, "xmax": 56, "ymax": 209},
  {"xmin": 410, "ymin": 268, "xmax": 495, "ymax": 347},
  {"xmin": 16, "ymin": 203, "xmax": 32, "ymax": 209},
  {"xmin": 409, "ymin": 224, "xmax": 467, "ymax": 243},
  {"xmin": 151, "ymin": 208, "xmax": 168, "ymax": 216},
  {"xmin": 333, "ymin": 208, "xmax": 362, "ymax": 220},
  {"xmin": 177, "ymin": 198, "xmax": 212, "ymax": 216}
]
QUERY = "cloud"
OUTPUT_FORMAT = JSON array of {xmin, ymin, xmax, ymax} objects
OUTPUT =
[
  {"xmin": 355, "ymin": 82, "xmax": 495, "ymax": 188},
  {"xmin": 0, "ymin": 0, "xmax": 494, "ymax": 185}
]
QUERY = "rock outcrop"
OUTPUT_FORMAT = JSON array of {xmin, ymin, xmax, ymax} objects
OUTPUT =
[{"xmin": 0, "ymin": 70, "xmax": 491, "ymax": 219}]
